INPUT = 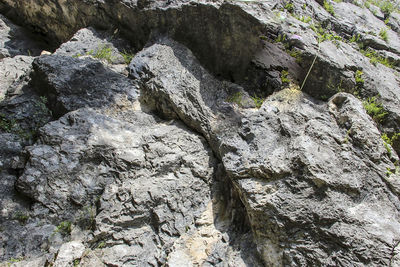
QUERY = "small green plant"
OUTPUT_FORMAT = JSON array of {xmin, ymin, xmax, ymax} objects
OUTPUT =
[
  {"xmin": 364, "ymin": 0, "xmax": 400, "ymax": 15},
  {"xmin": 381, "ymin": 133, "xmax": 400, "ymax": 159},
  {"xmin": 382, "ymin": 133, "xmax": 392, "ymax": 144},
  {"xmin": 97, "ymin": 241, "xmax": 106, "ymax": 249},
  {"xmin": 281, "ymin": 70, "xmax": 290, "ymax": 84},
  {"xmin": 362, "ymin": 97, "xmax": 387, "ymax": 122},
  {"xmin": 73, "ymin": 259, "xmax": 80, "ymax": 267},
  {"xmin": 55, "ymin": 221, "xmax": 72, "ymax": 236},
  {"xmin": 343, "ymin": 129, "xmax": 352, "ymax": 144},
  {"xmin": 355, "ymin": 70, "xmax": 364, "ymax": 84},
  {"xmin": 320, "ymin": 95, "xmax": 329, "ymax": 101},
  {"xmin": 120, "ymin": 50, "xmax": 135, "ymax": 65},
  {"xmin": 0, "ymin": 113, "xmax": 30, "ymax": 139},
  {"xmin": 360, "ymin": 48, "xmax": 393, "ymax": 68},
  {"xmin": 386, "ymin": 166, "xmax": 400, "ymax": 177},
  {"xmin": 275, "ymin": 34, "xmax": 287, "ymax": 43},
  {"xmin": 384, "ymin": 18, "xmax": 390, "ymax": 25},
  {"xmin": 34, "ymin": 96, "xmax": 52, "ymax": 123},
  {"xmin": 382, "ymin": 132, "xmax": 400, "ymax": 146},
  {"xmin": 77, "ymin": 205, "xmax": 97, "ymax": 230},
  {"xmin": 0, "ymin": 113, "xmax": 16, "ymax": 132},
  {"xmin": 379, "ymin": 0, "xmax": 395, "ymax": 15},
  {"xmin": 74, "ymin": 44, "xmax": 116, "ymax": 63},
  {"xmin": 13, "ymin": 211, "xmax": 29, "ymax": 224},
  {"xmin": 310, "ymin": 23, "xmax": 342, "ymax": 44},
  {"xmin": 91, "ymin": 45, "xmax": 114, "ymax": 63},
  {"xmin": 288, "ymin": 48, "xmax": 302, "ymax": 63},
  {"xmin": 7, "ymin": 257, "xmax": 23, "ymax": 266},
  {"xmin": 251, "ymin": 95, "xmax": 264, "ymax": 108},
  {"xmin": 323, "ymin": 0, "xmax": 335, "ymax": 16},
  {"xmin": 227, "ymin": 92, "xmax": 243, "ymax": 107},
  {"xmin": 275, "ymin": 33, "xmax": 303, "ymax": 62},
  {"xmin": 349, "ymin": 34, "xmax": 361, "ymax": 43},
  {"xmin": 386, "ymin": 167, "xmax": 393, "ymax": 176},
  {"xmin": 383, "ymin": 139, "xmax": 392, "ymax": 157},
  {"xmin": 379, "ymin": 28, "xmax": 388, "ymax": 42},
  {"xmin": 284, "ymin": 2, "xmax": 294, "ymax": 13},
  {"xmin": 297, "ymin": 15, "xmax": 312, "ymax": 23},
  {"xmin": 354, "ymin": 1, "xmax": 363, "ymax": 7}
]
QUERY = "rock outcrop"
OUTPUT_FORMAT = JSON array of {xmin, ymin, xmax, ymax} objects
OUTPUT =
[
  {"xmin": 1, "ymin": 0, "xmax": 400, "ymax": 266},
  {"xmin": 131, "ymin": 37, "xmax": 400, "ymax": 266}
]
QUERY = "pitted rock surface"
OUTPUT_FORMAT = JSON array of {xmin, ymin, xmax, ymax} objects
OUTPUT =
[
  {"xmin": 1, "ymin": 0, "xmax": 400, "ymax": 266},
  {"xmin": 131, "ymin": 38, "xmax": 400, "ymax": 266}
]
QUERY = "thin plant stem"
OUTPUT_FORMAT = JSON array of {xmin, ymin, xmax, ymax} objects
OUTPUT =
[{"xmin": 300, "ymin": 43, "xmax": 320, "ymax": 91}]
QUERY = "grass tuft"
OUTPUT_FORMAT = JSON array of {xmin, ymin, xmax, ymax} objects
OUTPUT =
[
  {"xmin": 360, "ymin": 48, "xmax": 393, "ymax": 68},
  {"xmin": 227, "ymin": 92, "xmax": 243, "ymax": 107},
  {"xmin": 120, "ymin": 50, "xmax": 135, "ymax": 65},
  {"xmin": 355, "ymin": 70, "xmax": 364, "ymax": 84},
  {"xmin": 55, "ymin": 221, "xmax": 72, "ymax": 236},
  {"xmin": 362, "ymin": 97, "xmax": 387, "ymax": 122},
  {"xmin": 323, "ymin": 0, "xmax": 335, "ymax": 16},
  {"xmin": 379, "ymin": 28, "xmax": 389, "ymax": 42},
  {"xmin": 251, "ymin": 95, "xmax": 264, "ymax": 109},
  {"xmin": 281, "ymin": 70, "xmax": 290, "ymax": 84}
]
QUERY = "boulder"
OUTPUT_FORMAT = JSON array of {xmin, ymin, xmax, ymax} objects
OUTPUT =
[{"xmin": 32, "ymin": 55, "xmax": 139, "ymax": 118}]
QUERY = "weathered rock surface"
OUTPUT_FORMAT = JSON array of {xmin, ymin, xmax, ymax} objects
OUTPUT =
[
  {"xmin": 55, "ymin": 27, "xmax": 127, "ymax": 64},
  {"xmin": 0, "ymin": 14, "xmax": 47, "ymax": 59},
  {"xmin": 2, "ymin": 0, "xmax": 400, "ymax": 130},
  {"xmin": 1, "ymin": 0, "xmax": 400, "ymax": 266},
  {"xmin": 131, "ymin": 37, "xmax": 400, "ymax": 266},
  {"xmin": 2, "ymin": 47, "xmax": 260, "ymax": 265},
  {"xmin": 0, "ymin": 56, "xmax": 33, "ymax": 100},
  {"xmin": 0, "ymin": 17, "xmax": 56, "ymax": 263},
  {"xmin": 32, "ymin": 55, "xmax": 138, "ymax": 118}
]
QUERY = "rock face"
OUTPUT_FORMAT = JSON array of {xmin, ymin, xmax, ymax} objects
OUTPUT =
[
  {"xmin": 1, "ymin": 0, "xmax": 400, "ymax": 266},
  {"xmin": 0, "ymin": 14, "xmax": 47, "ymax": 58},
  {"xmin": 131, "ymin": 37, "xmax": 400, "ymax": 266},
  {"xmin": 31, "ymin": 55, "xmax": 138, "ymax": 117}
]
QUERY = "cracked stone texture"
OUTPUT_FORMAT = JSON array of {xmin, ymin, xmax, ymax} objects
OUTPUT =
[
  {"xmin": 3, "ymin": 0, "xmax": 399, "ymax": 133},
  {"xmin": 1, "ymin": 0, "xmax": 400, "ymax": 266},
  {"xmin": 131, "ymin": 38, "xmax": 400, "ymax": 266},
  {"xmin": 7, "ymin": 50, "xmax": 260, "ymax": 266},
  {"xmin": 0, "ymin": 14, "xmax": 48, "ymax": 59},
  {"xmin": 31, "ymin": 55, "xmax": 139, "ymax": 118}
]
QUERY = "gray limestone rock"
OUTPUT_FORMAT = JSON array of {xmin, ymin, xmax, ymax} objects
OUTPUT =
[
  {"xmin": 0, "ymin": 56, "xmax": 34, "ymax": 100},
  {"xmin": 53, "ymin": 241, "xmax": 85, "ymax": 267},
  {"xmin": 130, "ymin": 38, "xmax": 400, "ymax": 266},
  {"xmin": 1, "ymin": 0, "xmax": 265, "ymax": 82},
  {"xmin": 129, "ymin": 37, "xmax": 249, "ymax": 144},
  {"xmin": 55, "ymin": 27, "xmax": 132, "ymax": 74},
  {"xmin": 0, "ymin": 14, "xmax": 47, "ymax": 59},
  {"xmin": 14, "ymin": 105, "xmax": 259, "ymax": 265},
  {"xmin": 55, "ymin": 27, "xmax": 128, "ymax": 65},
  {"xmin": 32, "ymin": 55, "xmax": 139, "ymax": 118},
  {"xmin": 1, "ymin": 0, "xmax": 400, "ymax": 266}
]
